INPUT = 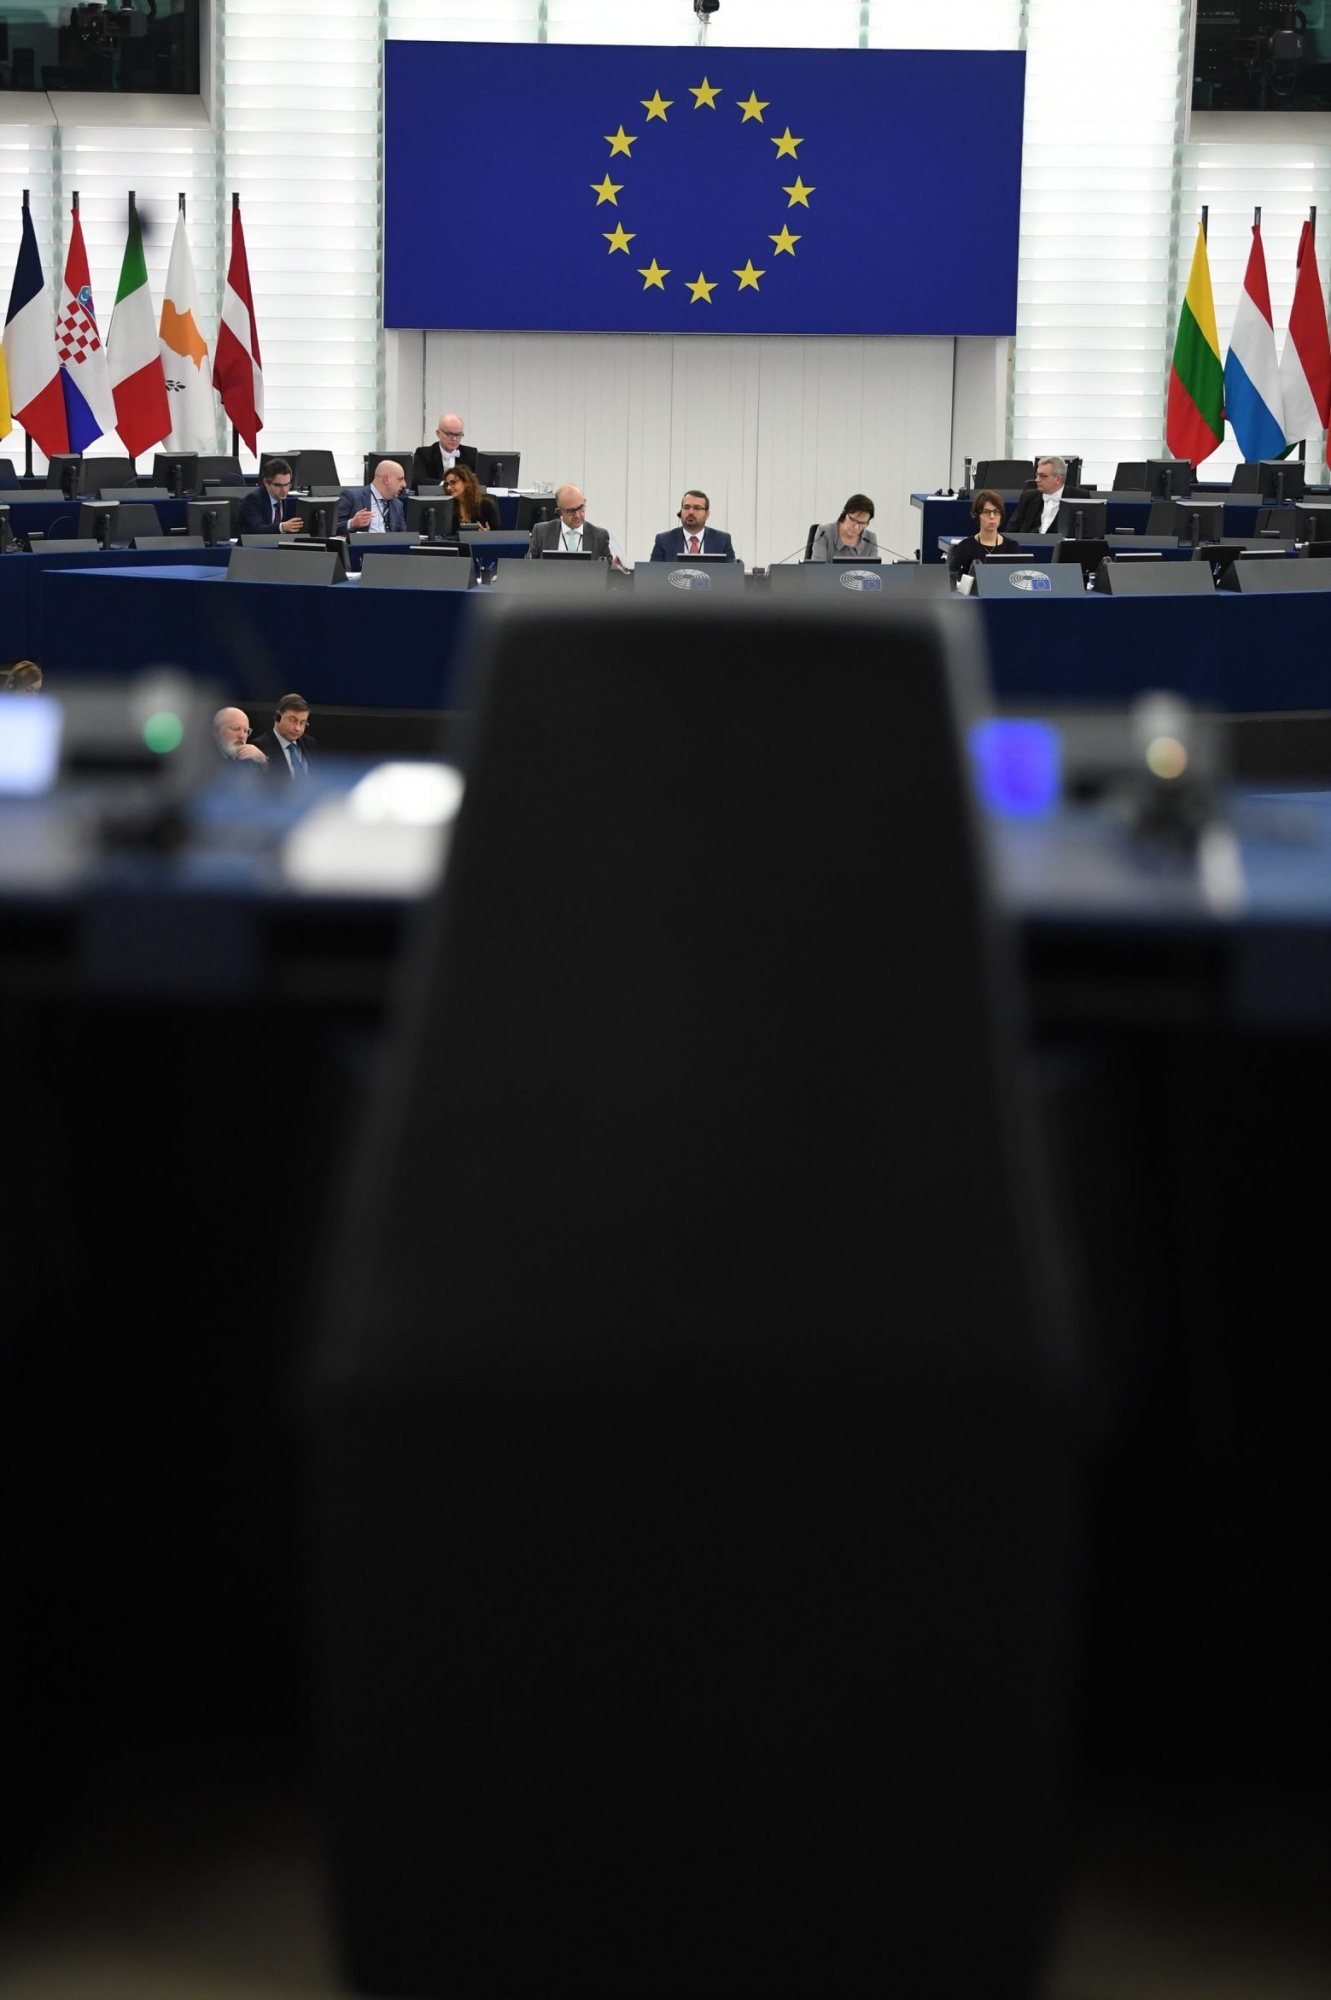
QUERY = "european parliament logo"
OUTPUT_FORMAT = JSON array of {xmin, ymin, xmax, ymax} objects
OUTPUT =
[{"xmin": 385, "ymin": 44, "xmax": 1025, "ymax": 337}]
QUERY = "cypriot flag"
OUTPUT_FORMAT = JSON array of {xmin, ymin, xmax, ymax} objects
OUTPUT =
[{"xmin": 158, "ymin": 204, "xmax": 214, "ymax": 452}]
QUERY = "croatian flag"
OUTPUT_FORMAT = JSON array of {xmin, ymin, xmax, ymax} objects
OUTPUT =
[
  {"xmin": 2, "ymin": 200, "xmax": 69, "ymax": 459},
  {"xmin": 57, "ymin": 202, "xmax": 117, "ymax": 451},
  {"xmin": 1224, "ymin": 221, "xmax": 1286, "ymax": 464}
]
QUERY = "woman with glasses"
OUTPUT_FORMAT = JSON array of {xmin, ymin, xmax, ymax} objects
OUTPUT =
[
  {"xmin": 947, "ymin": 488, "xmax": 1020, "ymax": 586},
  {"xmin": 809, "ymin": 495, "xmax": 878, "ymax": 562},
  {"xmin": 443, "ymin": 463, "xmax": 501, "ymax": 532}
]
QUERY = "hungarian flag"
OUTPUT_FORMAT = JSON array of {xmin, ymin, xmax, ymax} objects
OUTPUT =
[
  {"xmin": 214, "ymin": 200, "xmax": 263, "ymax": 453},
  {"xmin": 158, "ymin": 206, "xmax": 214, "ymax": 451},
  {"xmin": 107, "ymin": 195, "xmax": 171, "ymax": 458},
  {"xmin": 1278, "ymin": 219, "xmax": 1331, "ymax": 460},
  {"xmin": 1166, "ymin": 222, "xmax": 1224, "ymax": 467},
  {"xmin": 57, "ymin": 200, "xmax": 117, "ymax": 451},
  {"xmin": 1224, "ymin": 220, "xmax": 1287, "ymax": 464},
  {"xmin": 3, "ymin": 201, "xmax": 69, "ymax": 459}
]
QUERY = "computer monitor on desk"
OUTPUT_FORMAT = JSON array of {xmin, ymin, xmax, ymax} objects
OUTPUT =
[
  {"xmin": 186, "ymin": 500, "xmax": 232, "ymax": 547},
  {"xmin": 1258, "ymin": 459, "xmax": 1306, "ymax": 504},
  {"xmin": 1294, "ymin": 502, "xmax": 1331, "ymax": 544},
  {"xmin": 1056, "ymin": 498, "xmax": 1106, "ymax": 538},
  {"xmin": 1173, "ymin": 499, "xmax": 1224, "ymax": 544},
  {"xmin": 406, "ymin": 495, "xmax": 456, "ymax": 539},
  {"xmin": 474, "ymin": 450, "xmax": 520, "ymax": 488},
  {"xmin": 1146, "ymin": 458, "xmax": 1193, "ymax": 499},
  {"xmin": 152, "ymin": 452, "xmax": 198, "ymax": 497},
  {"xmin": 291, "ymin": 495, "xmax": 339, "ymax": 540}
]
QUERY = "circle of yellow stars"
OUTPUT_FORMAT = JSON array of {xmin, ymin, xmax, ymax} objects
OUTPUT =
[{"xmin": 591, "ymin": 76, "xmax": 815, "ymax": 301}]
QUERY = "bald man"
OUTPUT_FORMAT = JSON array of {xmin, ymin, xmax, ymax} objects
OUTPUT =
[
  {"xmin": 213, "ymin": 707, "xmax": 268, "ymax": 767},
  {"xmin": 411, "ymin": 412, "xmax": 478, "ymax": 490},
  {"xmin": 336, "ymin": 460, "xmax": 409, "ymax": 535},
  {"xmin": 526, "ymin": 484, "xmax": 613, "ymax": 559}
]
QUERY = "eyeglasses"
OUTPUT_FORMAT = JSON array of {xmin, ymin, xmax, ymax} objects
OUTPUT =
[
  {"xmin": 269, "ymin": 478, "xmax": 292, "ymax": 492},
  {"xmin": 438, "ymin": 428, "xmax": 463, "ymax": 439},
  {"xmin": 845, "ymin": 513, "xmax": 872, "ymax": 528},
  {"xmin": 558, "ymin": 503, "xmax": 587, "ymax": 519}
]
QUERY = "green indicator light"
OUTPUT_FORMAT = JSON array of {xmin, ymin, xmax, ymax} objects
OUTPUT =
[{"xmin": 142, "ymin": 710, "xmax": 184, "ymax": 755}]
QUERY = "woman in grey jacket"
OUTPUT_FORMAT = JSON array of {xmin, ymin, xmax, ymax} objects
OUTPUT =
[{"xmin": 809, "ymin": 493, "xmax": 878, "ymax": 562}]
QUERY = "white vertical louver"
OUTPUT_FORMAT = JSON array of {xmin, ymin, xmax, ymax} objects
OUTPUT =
[
  {"xmin": 1011, "ymin": 0, "xmax": 1190, "ymax": 489},
  {"xmin": 383, "ymin": 0, "xmax": 539, "ymax": 41},
  {"xmin": 866, "ymin": 1, "xmax": 1020, "ymax": 51},
  {"xmin": 219, "ymin": 0, "xmax": 382, "ymax": 480}
]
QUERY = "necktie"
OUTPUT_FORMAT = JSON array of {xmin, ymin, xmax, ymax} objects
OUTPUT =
[
  {"xmin": 274, "ymin": 499, "xmax": 281, "ymax": 527},
  {"xmin": 289, "ymin": 744, "xmax": 303, "ymax": 776},
  {"xmin": 689, "ymin": 534, "xmax": 700, "ymax": 554}
]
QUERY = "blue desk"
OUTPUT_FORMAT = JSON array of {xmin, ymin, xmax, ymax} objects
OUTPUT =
[
  {"xmin": 6, "ymin": 496, "xmax": 191, "ymax": 541},
  {"xmin": 42, "ymin": 566, "xmax": 484, "ymax": 709},
  {"xmin": 1, "ymin": 545, "xmax": 232, "ymax": 661},
  {"xmin": 912, "ymin": 493, "xmax": 1264, "ymax": 560}
]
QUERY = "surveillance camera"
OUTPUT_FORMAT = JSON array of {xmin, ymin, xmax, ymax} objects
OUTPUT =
[{"xmin": 694, "ymin": 0, "xmax": 720, "ymax": 16}]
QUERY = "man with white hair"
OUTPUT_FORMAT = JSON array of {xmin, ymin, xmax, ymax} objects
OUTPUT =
[
  {"xmin": 411, "ymin": 413, "xmax": 477, "ymax": 489},
  {"xmin": 1009, "ymin": 455, "xmax": 1068, "ymax": 535},
  {"xmin": 213, "ymin": 707, "xmax": 268, "ymax": 766}
]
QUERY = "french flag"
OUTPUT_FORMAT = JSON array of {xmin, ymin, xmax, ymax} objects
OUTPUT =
[
  {"xmin": 2, "ymin": 199, "xmax": 69, "ymax": 460},
  {"xmin": 1224, "ymin": 221, "xmax": 1286, "ymax": 465}
]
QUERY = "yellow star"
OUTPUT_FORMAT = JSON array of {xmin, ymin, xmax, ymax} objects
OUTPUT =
[
  {"xmin": 591, "ymin": 173, "xmax": 624, "ymax": 206},
  {"xmin": 603, "ymin": 222, "xmax": 636, "ymax": 254},
  {"xmin": 737, "ymin": 90, "xmax": 769, "ymax": 123},
  {"xmin": 782, "ymin": 176, "xmax": 815, "ymax": 208},
  {"xmin": 686, "ymin": 271, "xmax": 717, "ymax": 304},
  {"xmin": 641, "ymin": 89, "xmax": 672, "ymax": 121},
  {"xmin": 733, "ymin": 259, "xmax": 765, "ymax": 291},
  {"xmin": 605, "ymin": 125, "xmax": 637, "ymax": 157},
  {"xmin": 771, "ymin": 126, "xmax": 802, "ymax": 158},
  {"xmin": 690, "ymin": 76, "xmax": 722, "ymax": 109},
  {"xmin": 768, "ymin": 224, "xmax": 800, "ymax": 256},
  {"xmin": 638, "ymin": 258, "xmax": 670, "ymax": 290}
]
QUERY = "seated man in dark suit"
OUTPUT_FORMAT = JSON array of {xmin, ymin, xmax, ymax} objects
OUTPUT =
[
  {"xmin": 253, "ymin": 692, "xmax": 315, "ymax": 781},
  {"xmin": 1008, "ymin": 455, "xmax": 1067, "ymax": 535},
  {"xmin": 410, "ymin": 412, "xmax": 479, "ymax": 490},
  {"xmin": 526, "ymin": 483, "xmax": 613, "ymax": 559},
  {"xmin": 649, "ymin": 489, "xmax": 737, "ymax": 563},
  {"xmin": 237, "ymin": 459, "xmax": 305, "ymax": 535},
  {"xmin": 336, "ymin": 460, "xmax": 408, "ymax": 535}
]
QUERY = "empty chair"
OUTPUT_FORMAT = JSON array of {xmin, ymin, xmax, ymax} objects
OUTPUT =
[
  {"xmin": 109, "ymin": 503, "xmax": 163, "ymax": 541},
  {"xmin": 0, "ymin": 458, "xmax": 23, "ymax": 488},
  {"xmin": 974, "ymin": 457, "xmax": 1035, "ymax": 490},
  {"xmin": 308, "ymin": 596, "xmax": 1079, "ymax": 2000},
  {"xmin": 87, "ymin": 456, "xmax": 137, "ymax": 493},
  {"xmin": 1229, "ymin": 461, "xmax": 1263, "ymax": 492},
  {"xmin": 290, "ymin": 448, "xmax": 340, "ymax": 488},
  {"xmin": 1146, "ymin": 498, "xmax": 1182, "ymax": 535},
  {"xmin": 1111, "ymin": 460, "xmax": 1148, "ymax": 490},
  {"xmin": 196, "ymin": 454, "xmax": 245, "ymax": 485}
]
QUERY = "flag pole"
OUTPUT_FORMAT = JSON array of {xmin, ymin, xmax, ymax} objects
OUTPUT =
[
  {"xmin": 1201, "ymin": 204, "xmax": 1208, "ymax": 241},
  {"xmin": 1313, "ymin": 205, "xmax": 1320, "ymax": 474},
  {"xmin": 20, "ymin": 187, "xmax": 33, "ymax": 479},
  {"xmin": 230, "ymin": 190, "xmax": 239, "ymax": 460}
]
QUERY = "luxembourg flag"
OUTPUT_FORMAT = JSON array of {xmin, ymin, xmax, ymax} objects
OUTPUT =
[
  {"xmin": 57, "ymin": 199, "xmax": 117, "ymax": 450},
  {"xmin": 1224, "ymin": 221, "xmax": 1286, "ymax": 464},
  {"xmin": 2, "ymin": 199, "xmax": 69, "ymax": 459}
]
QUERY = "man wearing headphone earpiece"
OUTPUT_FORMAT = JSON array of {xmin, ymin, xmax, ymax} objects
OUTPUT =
[
  {"xmin": 253, "ymin": 692, "xmax": 316, "ymax": 781},
  {"xmin": 649, "ymin": 489, "xmax": 737, "ymax": 563}
]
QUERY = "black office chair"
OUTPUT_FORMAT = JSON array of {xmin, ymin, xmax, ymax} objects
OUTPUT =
[
  {"xmin": 308, "ymin": 597, "xmax": 1079, "ymax": 2000},
  {"xmin": 974, "ymin": 457, "xmax": 1036, "ymax": 489},
  {"xmin": 196, "ymin": 454, "xmax": 245, "ymax": 485},
  {"xmin": 363, "ymin": 448, "xmax": 414, "ymax": 487},
  {"xmin": 1256, "ymin": 504, "xmax": 1298, "ymax": 536},
  {"xmin": 1146, "ymin": 498, "xmax": 1182, "ymax": 535},
  {"xmin": 1112, "ymin": 460, "xmax": 1148, "ymax": 490},
  {"xmin": 515, "ymin": 494, "xmax": 557, "ymax": 532},
  {"xmin": 290, "ymin": 448, "xmax": 340, "ymax": 488},
  {"xmin": 87, "ymin": 455, "xmax": 138, "ymax": 493},
  {"xmin": 0, "ymin": 457, "xmax": 21, "ymax": 489},
  {"xmin": 107, "ymin": 502, "xmax": 162, "ymax": 541},
  {"xmin": 1229, "ymin": 462, "xmax": 1263, "ymax": 492}
]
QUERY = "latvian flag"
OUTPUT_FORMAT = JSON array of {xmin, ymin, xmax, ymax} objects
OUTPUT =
[{"xmin": 213, "ymin": 199, "xmax": 263, "ymax": 453}]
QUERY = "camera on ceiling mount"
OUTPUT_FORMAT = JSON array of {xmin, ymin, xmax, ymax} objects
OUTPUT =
[{"xmin": 694, "ymin": 1, "xmax": 720, "ymax": 18}]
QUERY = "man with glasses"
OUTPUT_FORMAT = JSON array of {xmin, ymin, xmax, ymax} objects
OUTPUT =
[
  {"xmin": 237, "ymin": 459, "xmax": 306, "ymax": 535},
  {"xmin": 1008, "ymin": 456, "xmax": 1067, "ymax": 535},
  {"xmin": 212, "ymin": 707, "xmax": 268, "ymax": 767},
  {"xmin": 526, "ymin": 483, "xmax": 614, "ymax": 560},
  {"xmin": 411, "ymin": 412, "xmax": 477, "ymax": 490}
]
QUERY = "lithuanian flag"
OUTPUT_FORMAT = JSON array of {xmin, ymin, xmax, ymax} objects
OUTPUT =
[{"xmin": 1167, "ymin": 222, "xmax": 1224, "ymax": 466}]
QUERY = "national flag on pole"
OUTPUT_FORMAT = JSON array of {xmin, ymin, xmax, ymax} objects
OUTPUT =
[
  {"xmin": 1167, "ymin": 222, "xmax": 1224, "ymax": 467},
  {"xmin": 3, "ymin": 201, "xmax": 70, "ymax": 459},
  {"xmin": 0, "ymin": 329, "xmax": 10, "ymax": 439},
  {"xmin": 56, "ymin": 200, "xmax": 117, "ymax": 451},
  {"xmin": 1278, "ymin": 218, "xmax": 1331, "ymax": 459},
  {"xmin": 107, "ymin": 194, "xmax": 171, "ymax": 458},
  {"xmin": 213, "ymin": 199, "xmax": 263, "ymax": 453},
  {"xmin": 158, "ymin": 205, "xmax": 214, "ymax": 452},
  {"xmin": 1224, "ymin": 220, "xmax": 1286, "ymax": 464}
]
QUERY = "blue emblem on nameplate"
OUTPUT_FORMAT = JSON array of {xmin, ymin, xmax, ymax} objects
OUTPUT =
[
  {"xmin": 838, "ymin": 568, "xmax": 883, "ymax": 592},
  {"xmin": 667, "ymin": 567, "xmax": 712, "ymax": 591},
  {"xmin": 1008, "ymin": 568, "xmax": 1053, "ymax": 593}
]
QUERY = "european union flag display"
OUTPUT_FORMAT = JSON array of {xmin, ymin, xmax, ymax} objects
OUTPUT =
[{"xmin": 384, "ymin": 43, "xmax": 1024, "ymax": 337}]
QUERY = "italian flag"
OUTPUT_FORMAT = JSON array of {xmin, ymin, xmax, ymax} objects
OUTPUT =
[
  {"xmin": 1166, "ymin": 221, "xmax": 1224, "ymax": 468},
  {"xmin": 107, "ymin": 194, "xmax": 171, "ymax": 459}
]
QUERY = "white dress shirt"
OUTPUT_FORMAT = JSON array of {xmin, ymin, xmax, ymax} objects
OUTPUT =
[{"xmin": 1040, "ymin": 485, "xmax": 1065, "ymax": 533}]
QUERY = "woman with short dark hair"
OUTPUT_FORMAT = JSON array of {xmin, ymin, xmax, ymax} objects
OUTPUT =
[
  {"xmin": 809, "ymin": 494, "xmax": 878, "ymax": 562},
  {"xmin": 947, "ymin": 488, "xmax": 1019, "ymax": 586}
]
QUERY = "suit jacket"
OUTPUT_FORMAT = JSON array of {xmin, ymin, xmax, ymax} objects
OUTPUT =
[
  {"xmin": 456, "ymin": 497, "xmax": 502, "ymax": 533},
  {"xmin": 410, "ymin": 442, "xmax": 478, "ymax": 490},
  {"xmin": 336, "ymin": 486, "xmax": 409, "ymax": 536},
  {"xmin": 237, "ymin": 488, "xmax": 305, "ymax": 535},
  {"xmin": 1007, "ymin": 487, "xmax": 1062, "ymax": 534},
  {"xmin": 527, "ymin": 517, "xmax": 612, "ymax": 560},
  {"xmin": 649, "ymin": 526, "xmax": 737, "ymax": 563},
  {"xmin": 253, "ymin": 729, "xmax": 316, "ymax": 781}
]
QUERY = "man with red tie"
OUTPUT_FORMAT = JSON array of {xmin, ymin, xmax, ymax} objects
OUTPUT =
[{"xmin": 649, "ymin": 489, "xmax": 737, "ymax": 564}]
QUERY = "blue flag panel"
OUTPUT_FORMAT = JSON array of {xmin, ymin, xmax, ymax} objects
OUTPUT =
[{"xmin": 385, "ymin": 43, "xmax": 1024, "ymax": 337}]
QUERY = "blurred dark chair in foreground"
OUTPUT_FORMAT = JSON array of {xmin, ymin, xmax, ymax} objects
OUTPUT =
[{"xmin": 309, "ymin": 598, "xmax": 1079, "ymax": 1998}]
